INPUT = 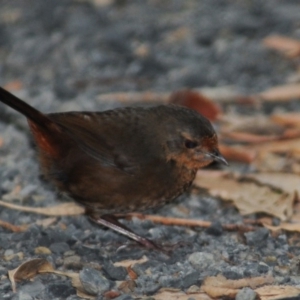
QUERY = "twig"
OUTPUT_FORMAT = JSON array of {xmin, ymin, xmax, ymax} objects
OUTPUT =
[
  {"xmin": 124, "ymin": 213, "xmax": 257, "ymax": 232},
  {"xmin": 0, "ymin": 219, "xmax": 28, "ymax": 232}
]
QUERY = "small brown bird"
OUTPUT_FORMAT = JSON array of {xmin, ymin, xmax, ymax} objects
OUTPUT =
[{"xmin": 0, "ymin": 87, "xmax": 227, "ymax": 248}]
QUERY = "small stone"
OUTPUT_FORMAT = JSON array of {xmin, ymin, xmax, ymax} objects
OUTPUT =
[
  {"xmin": 46, "ymin": 282, "xmax": 74, "ymax": 298},
  {"xmin": 257, "ymin": 262, "xmax": 269, "ymax": 274},
  {"xmin": 4, "ymin": 250, "xmax": 23, "ymax": 261},
  {"xmin": 4, "ymin": 249, "xmax": 14, "ymax": 257},
  {"xmin": 235, "ymin": 287, "xmax": 257, "ymax": 300},
  {"xmin": 79, "ymin": 268, "xmax": 111, "ymax": 295},
  {"xmin": 244, "ymin": 228, "xmax": 269, "ymax": 247},
  {"xmin": 188, "ymin": 252, "xmax": 215, "ymax": 271},
  {"xmin": 64, "ymin": 250, "xmax": 75, "ymax": 256},
  {"xmin": 63, "ymin": 255, "xmax": 82, "ymax": 269},
  {"xmin": 205, "ymin": 221, "xmax": 223, "ymax": 236},
  {"xmin": 113, "ymin": 295, "xmax": 134, "ymax": 300},
  {"xmin": 181, "ymin": 271, "xmax": 201, "ymax": 289},
  {"xmin": 21, "ymin": 280, "xmax": 45, "ymax": 297},
  {"xmin": 186, "ymin": 285, "xmax": 200, "ymax": 294},
  {"xmin": 102, "ymin": 261, "xmax": 127, "ymax": 280},
  {"xmin": 34, "ymin": 246, "xmax": 52, "ymax": 255},
  {"xmin": 14, "ymin": 291, "xmax": 33, "ymax": 300},
  {"xmin": 49, "ymin": 242, "xmax": 70, "ymax": 254}
]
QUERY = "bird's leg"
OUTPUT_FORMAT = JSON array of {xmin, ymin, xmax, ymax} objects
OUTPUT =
[{"xmin": 88, "ymin": 213, "xmax": 161, "ymax": 250}]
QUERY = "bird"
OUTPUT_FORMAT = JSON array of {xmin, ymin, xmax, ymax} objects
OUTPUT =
[{"xmin": 0, "ymin": 87, "xmax": 227, "ymax": 249}]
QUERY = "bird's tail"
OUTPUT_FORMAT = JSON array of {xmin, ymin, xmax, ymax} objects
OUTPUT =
[{"xmin": 0, "ymin": 87, "xmax": 53, "ymax": 128}]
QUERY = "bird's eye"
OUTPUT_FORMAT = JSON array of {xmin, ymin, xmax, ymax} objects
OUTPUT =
[{"xmin": 185, "ymin": 140, "xmax": 198, "ymax": 149}]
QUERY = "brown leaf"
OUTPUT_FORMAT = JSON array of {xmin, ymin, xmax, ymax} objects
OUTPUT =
[
  {"xmin": 252, "ymin": 138, "xmax": 300, "ymax": 155},
  {"xmin": 218, "ymin": 144, "xmax": 256, "ymax": 164},
  {"xmin": 0, "ymin": 200, "xmax": 84, "ymax": 216},
  {"xmin": 199, "ymin": 86, "xmax": 254, "ymax": 104},
  {"xmin": 97, "ymin": 91, "xmax": 169, "ymax": 104},
  {"xmin": 219, "ymin": 114, "xmax": 300, "ymax": 143},
  {"xmin": 35, "ymin": 217, "xmax": 57, "ymax": 227},
  {"xmin": 127, "ymin": 265, "xmax": 138, "ymax": 280},
  {"xmin": 272, "ymin": 112, "xmax": 300, "ymax": 127},
  {"xmin": 103, "ymin": 290, "xmax": 121, "ymax": 299},
  {"xmin": 258, "ymin": 83, "xmax": 300, "ymax": 102},
  {"xmin": 8, "ymin": 258, "xmax": 96, "ymax": 298},
  {"xmin": 244, "ymin": 173, "xmax": 300, "ymax": 196},
  {"xmin": 0, "ymin": 219, "xmax": 28, "ymax": 232},
  {"xmin": 194, "ymin": 171, "xmax": 294, "ymax": 221},
  {"xmin": 153, "ymin": 290, "xmax": 213, "ymax": 300},
  {"xmin": 114, "ymin": 255, "xmax": 148, "ymax": 268},
  {"xmin": 169, "ymin": 90, "xmax": 222, "ymax": 121},
  {"xmin": 3, "ymin": 80, "xmax": 23, "ymax": 91},
  {"xmin": 8, "ymin": 258, "xmax": 54, "ymax": 292},
  {"xmin": 201, "ymin": 274, "xmax": 273, "ymax": 298},
  {"xmin": 50, "ymin": 270, "xmax": 96, "ymax": 299},
  {"xmin": 255, "ymin": 285, "xmax": 300, "ymax": 300},
  {"xmin": 263, "ymin": 35, "xmax": 300, "ymax": 58},
  {"xmin": 118, "ymin": 280, "xmax": 136, "ymax": 294},
  {"xmin": 263, "ymin": 222, "xmax": 300, "ymax": 233},
  {"xmin": 127, "ymin": 213, "xmax": 256, "ymax": 232}
]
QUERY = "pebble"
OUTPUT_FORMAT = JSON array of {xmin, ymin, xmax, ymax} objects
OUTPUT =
[
  {"xmin": 63, "ymin": 255, "xmax": 82, "ymax": 269},
  {"xmin": 113, "ymin": 295, "xmax": 135, "ymax": 300},
  {"xmin": 244, "ymin": 228, "xmax": 270, "ymax": 247},
  {"xmin": 34, "ymin": 247, "xmax": 52, "ymax": 255},
  {"xmin": 79, "ymin": 268, "xmax": 111, "ymax": 296},
  {"xmin": 49, "ymin": 242, "xmax": 70, "ymax": 254},
  {"xmin": 235, "ymin": 287, "xmax": 257, "ymax": 300},
  {"xmin": 102, "ymin": 261, "xmax": 127, "ymax": 281},
  {"xmin": 188, "ymin": 252, "xmax": 215, "ymax": 271}
]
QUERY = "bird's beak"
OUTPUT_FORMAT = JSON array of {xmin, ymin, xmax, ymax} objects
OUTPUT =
[{"xmin": 208, "ymin": 149, "xmax": 228, "ymax": 166}]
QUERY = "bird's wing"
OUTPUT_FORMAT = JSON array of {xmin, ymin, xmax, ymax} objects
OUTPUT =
[{"xmin": 48, "ymin": 109, "xmax": 154, "ymax": 173}]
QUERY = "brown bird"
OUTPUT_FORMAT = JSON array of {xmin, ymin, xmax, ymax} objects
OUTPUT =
[{"xmin": 0, "ymin": 87, "xmax": 227, "ymax": 249}]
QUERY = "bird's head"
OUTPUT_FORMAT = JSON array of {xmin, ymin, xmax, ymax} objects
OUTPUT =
[{"xmin": 159, "ymin": 105, "xmax": 227, "ymax": 170}]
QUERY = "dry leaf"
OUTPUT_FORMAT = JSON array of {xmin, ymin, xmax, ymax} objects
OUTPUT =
[
  {"xmin": 118, "ymin": 280, "xmax": 136, "ymax": 294},
  {"xmin": 263, "ymin": 35, "xmax": 300, "ymax": 58},
  {"xmin": 50, "ymin": 270, "xmax": 95, "ymax": 299},
  {"xmin": 0, "ymin": 219, "xmax": 28, "ymax": 232},
  {"xmin": 255, "ymin": 285, "xmax": 300, "ymax": 300},
  {"xmin": 272, "ymin": 112, "xmax": 300, "ymax": 127},
  {"xmin": 0, "ymin": 200, "xmax": 84, "ymax": 216},
  {"xmin": 201, "ymin": 274, "xmax": 273, "ymax": 298},
  {"xmin": 154, "ymin": 290, "xmax": 212, "ymax": 300},
  {"xmin": 127, "ymin": 213, "xmax": 255, "ymax": 232},
  {"xmin": 218, "ymin": 144, "xmax": 256, "ymax": 163},
  {"xmin": 8, "ymin": 258, "xmax": 96, "ymax": 298},
  {"xmin": 3, "ymin": 80, "xmax": 23, "ymax": 91},
  {"xmin": 250, "ymin": 137, "xmax": 300, "ymax": 154},
  {"xmin": 35, "ymin": 217, "xmax": 57, "ymax": 227},
  {"xmin": 244, "ymin": 173, "xmax": 300, "ymax": 195},
  {"xmin": 199, "ymin": 86, "xmax": 252, "ymax": 104},
  {"xmin": 263, "ymin": 222, "xmax": 300, "ymax": 233},
  {"xmin": 97, "ymin": 91, "xmax": 168, "ymax": 104},
  {"xmin": 258, "ymin": 83, "xmax": 300, "ymax": 102},
  {"xmin": 8, "ymin": 258, "xmax": 54, "ymax": 292},
  {"xmin": 114, "ymin": 255, "xmax": 148, "ymax": 268},
  {"xmin": 127, "ymin": 265, "xmax": 138, "ymax": 280},
  {"xmin": 194, "ymin": 171, "xmax": 294, "ymax": 221},
  {"xmin": 169, "ymin": 90, "xmax": 221, "ymax": 121},
  {"xmin": 219, "ymin": 114, "xmax": 300, "ymax": 144}
]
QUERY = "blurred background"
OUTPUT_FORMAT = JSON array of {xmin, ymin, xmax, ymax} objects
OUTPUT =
[{"xmin": 0, "ymin": 0, "xmax": 298, "ymax": 110}]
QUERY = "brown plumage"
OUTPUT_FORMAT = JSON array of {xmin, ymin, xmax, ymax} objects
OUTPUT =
[{"xmin": 0, "ymin": 87, "xmax": 227, "ymax": 249}]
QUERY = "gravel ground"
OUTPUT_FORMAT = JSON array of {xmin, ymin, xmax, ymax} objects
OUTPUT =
[{"xmin": 0, "ymin": 0, "xmax": 300, "ymax": 299}]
